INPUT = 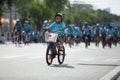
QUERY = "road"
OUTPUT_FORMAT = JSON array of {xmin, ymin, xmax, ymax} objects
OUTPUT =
[{"xmin": 0, "ymin": 42, "xmax": 120, "ymax": 80}]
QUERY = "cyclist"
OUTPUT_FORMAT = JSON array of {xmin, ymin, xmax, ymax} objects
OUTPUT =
[
  {"xmin": 82, "ymin": 22, "xmax": 91, "ymax": 46},
  {"xmin": 100, "ymin": 25, "xmax": 107, "ymax": 48},
  {"xmin": 67, "ymin": 24, "xmax": 76, "ymax": 47},
  {"xmin": 106, "ymin": 26, "xmax": 114, "ymax": 47},
  {"xmin": 14, "ymin": 19, "xmax": 22, "ymax": 33},
  {"xmin": 94, "ymin": 24, "xmax": 100, "ymax": 38},
  {"xmin": 45, "ymin": 13, "xmax": 66, "ymax": 58},
  {"xmin": 106, "ymin": 26, "xmax": 114, "ymax": 38},
  {"xmin": 51, "ymin": 13, "xmax": 66, "ymax": 49},
  {"xmin": 74, "ymin": 27, "xmax": 82, "ymax": 45},
  {"xmin": 41, "ymin": 20, "xmax": 50, "ymax": 42},
  {"xmin": 113, "ymin": 27, "xmax": 119, "ymax": 46},
  {"xmin": 94, "ymin": 24, "xmax": 100, "ymax": 46},
  {"xmin": 23, "ymin": 20, "xmax": 31, "ymax": 44},
  {"xmin": 13, "ymin": 19, "xmax": 23, "ymax": 46},
  {"xmin": 42, "ymin": 20, "xmax": 49, "ymax": 28},
  {"xmin": 23, "ymin": 21, "xmax": 31, "ymax": 34}
]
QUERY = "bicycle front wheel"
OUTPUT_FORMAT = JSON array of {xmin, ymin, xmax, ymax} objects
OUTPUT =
[
  {"xmin": 58, "ymin": 46, "xmax": 65, "ymax": 65},
  {"xmin": 46, "ymin": 45, "xmax": 53, "ymax": 65}
]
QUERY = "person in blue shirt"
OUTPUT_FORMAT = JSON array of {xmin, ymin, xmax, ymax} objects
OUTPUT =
[
  {"xmin": 75, "ymin": 27, "xmax": 82, "ymax": 38},
  {"xmin": 82, "ymin": 22, "xmax": 91, "ymax": 35},
  {"xmin": 94, "ymin": 24, "xmax": 100, "ymax": 36},
  {"xmin": 91, "ymin": 28, "xmax": 95, "ymax": 42},
  {"xmin": 107, "ymin": 27, "xmax": 113, "ymax": 36},
  {"xmin": 118, "ymin": 29, "xmax": 120, "ymax": 43},
  {"xmin": 41, "ymin": 20, "xmax": 50, "ymax": 43},
  {"xmin": 13, "ymin": 19, "xmax": 23, "ymax": 45},
  {"xmin": 74, "ymin": 27, "xmax": 82, "ymax": 44},
  {"xmin": 69, "ymin": 25, "xmax": 76, "ymax": 38},
  {"xmin": 42, "ymin": 20, "xmax": 50, "ymax": 28},
  {"xmin": 23, "ymin": 21, "xmax": 31, "ymax": 44},
  {"xmin": 82, "ymin": 22, "xmax": 91, "ymax": 45},
  {"xmin": 113, "ymin": 27, "xmax": 119, "ymax": 37},
  {"xmin": 113, "ymin": 27, "xmax": 119, "ymax": 46},
  {"xmin": 100, "ymin": 25, "xmax": 107, "ymax": 35},
  {"xmin": 105, "ymin": 26, "xmax": 114, "ymax": 48},
  {"xmin": 23, "ymin": 21, "xmax": 31, "ymax": 34},
  {"xmin": 49, "ymin": 14, "xmax": 66, "ymax": 35},
  {"xmin": 14, "ymin": 19, "xmax": 22, "ymax": 34},
  {"xmin": 100, "ymin": 25, "xmax": 107, "ymax": 48},
  {"xmin": 45, "ymin": 13, "xmax": 66, "ymax": 51},
  {"xmin": 94, "ymin": 24, "xmax": 100, "ymax": 46}
]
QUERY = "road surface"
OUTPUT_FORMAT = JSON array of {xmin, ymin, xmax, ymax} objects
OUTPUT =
[{"xmin": 0, "ymin": 42, "xmax": 120, "ymax": 80}]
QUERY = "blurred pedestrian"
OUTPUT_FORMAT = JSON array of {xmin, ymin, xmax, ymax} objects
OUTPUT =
[{"xmin": 1, "ymin": 33, "xmax": 6, "ymax": 44}]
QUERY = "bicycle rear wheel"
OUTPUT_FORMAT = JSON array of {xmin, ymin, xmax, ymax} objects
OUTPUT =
[
  {"xmin": 46, "ymin": 45, "xmax": 53, "ymax": 65},
  {"xmin": 58, "ymin": 46, "xmax": 65, "ymax": 65}
]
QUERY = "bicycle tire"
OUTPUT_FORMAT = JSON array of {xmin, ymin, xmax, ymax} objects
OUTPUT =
[
  {"xmin": 58, "ymin": 46, "xmax": 65, "ymax": 65},
  {"xmin": 46, "ymin": 45, "xmax": 53, "ymax": 65}
]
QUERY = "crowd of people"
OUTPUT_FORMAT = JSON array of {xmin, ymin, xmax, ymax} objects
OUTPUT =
[
  {"xmin": 0, "ymin": 14, "xmax": 120, "ymax": 48},
  {"xmin": 41, "ymin": 19, "xmax": 120, "ymax": 48}
]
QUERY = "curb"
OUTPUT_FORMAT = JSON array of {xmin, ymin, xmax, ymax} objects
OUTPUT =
[{"xmin": 100, "ymin": 66, "xmax": 120, "ymax": 80}]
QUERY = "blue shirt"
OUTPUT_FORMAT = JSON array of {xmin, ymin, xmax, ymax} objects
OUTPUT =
[
  {"xmin": 24, "ymin": 23, "xmax": 30, "ymax": 33},
  {"xmin": 82, "ymin": 25, "xmax": 91, "ymax": 35},
  {"xmin": 95, "ymin": 27, "xmax": 100, "ymax": 35},
  {"xmin": 118, "ymin": 31, "xmax": 120, "ymax": 37},
  {"xmin": 113, "ymin": 30, "xmax": 119, "ymax": 37},
  {"xmin": 107, "ymin": 29, "xmax": 114, "ymax": 36},
  {"xmin": 91, "ymin": 30, "xmax": 95, "ymax": 37},
  {"xmin": 100, "ymin": 28, "xmax": 107, "ymax": 35},
  {"xmin": 75, "ymin": 29, "xmax": 82, "ymax": 37},
  {"xmin": 49, "ymin": 22, "xmax": 66, "ymax": 34},
  {"xmin": 14, "ymin": 21, "xmax": 22, "ymax": 31}
]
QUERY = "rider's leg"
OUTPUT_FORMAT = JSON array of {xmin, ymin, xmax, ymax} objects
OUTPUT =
[
  {"xmin": 83, "ymin": 35, "xmax": 85, "ymax": 42},
  {"xmin": 59, "ymin": 35, "xmax": 65, "ymax": 51},
  {"xmin": 50, "ymin": 42, "xmax": 57, "ymax": 58},
  {"xmin": 88, "ymin": 35, "xmax": 91, "ymax": 45}
]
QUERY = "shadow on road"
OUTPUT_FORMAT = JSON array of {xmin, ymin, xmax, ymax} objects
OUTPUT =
[
  {"xmin": 50, "ymin": 64, "xmax": 75, "ymax": 69},
  {"xmin": 78, "ymin": 63, "xmax": 120, "ymax": 67}
]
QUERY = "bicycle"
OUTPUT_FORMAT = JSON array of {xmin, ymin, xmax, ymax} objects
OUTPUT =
[
  {"xmin": 83, "ymin": 34, "xmax": 89, "ymax": 48},
  {"xmin": 14, "ymin": 31, "xmax": 22, "ymax": 47},
  {"xmin": 45, "ymin": 31, "xmax": 65, "ymax": 65}
]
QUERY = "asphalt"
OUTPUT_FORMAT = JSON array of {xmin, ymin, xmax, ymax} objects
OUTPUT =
[
  {"xmin": 100, "ymin": 66, "xmax": 120, "ymax": 80},
  {"xmin": 0, "ymin": 42, "xmax": 120, "ymax": 80}
]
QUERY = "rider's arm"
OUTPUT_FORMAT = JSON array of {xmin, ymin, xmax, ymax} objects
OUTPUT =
[{"xmin": 59, "ymin": 22, "xmax": 67, "ymax": 30}]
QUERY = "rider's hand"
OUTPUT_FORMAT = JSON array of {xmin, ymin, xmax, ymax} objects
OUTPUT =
[{"xmin": 43, "ymin": 27, "xmax": 50, "ymax": 30}]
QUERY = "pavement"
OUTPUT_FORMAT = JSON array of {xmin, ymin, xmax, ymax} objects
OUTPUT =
[{"xmin": 0, "ymin": 42, "xmax": 120, "ymax": 80}]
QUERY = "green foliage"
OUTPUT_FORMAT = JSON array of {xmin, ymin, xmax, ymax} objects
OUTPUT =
[
  {"xmin": 63, "ymin": 4, "xmax": 120, "ymax": 26},
  {"xmin": 44, "ymin": 0, "xmax": 69, "ymax": 13},
  {"xmin": 0, "ymin": 0, "xmax": 120, "ymax": 28}
]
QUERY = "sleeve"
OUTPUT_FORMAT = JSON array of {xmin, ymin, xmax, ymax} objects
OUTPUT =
[
  {"xmin": 49, "ymin": 22, "xmax": 55, "ymax": 28},
  {"xmin": 62, "ymin": 22, "xmax": 66, "ymax": 28},
  {"xmin": 82, "ymin": 26, "xmax": 84, "ymax": 30},
  {"xmin": 89, "ymin": 26, "xmax": 91, "ymax": 30}
]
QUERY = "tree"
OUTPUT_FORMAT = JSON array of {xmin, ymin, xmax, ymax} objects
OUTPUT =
[
  {"xmin": 44, "ymin": 0, "xmax": 69, "ymax": 13},
  {"xmin": 28, "ymin": 0, "xmax": 52, "ymax": 30},
  {"xmin": 0, "ymin": 0, "xmax": 15, "ymax": 26},
  {"xmin": 63, "ymin": 3, "xmax": 120, "ymax": 26}
]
